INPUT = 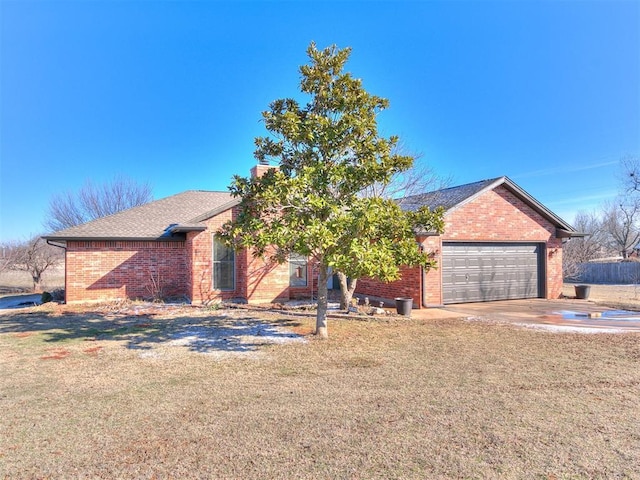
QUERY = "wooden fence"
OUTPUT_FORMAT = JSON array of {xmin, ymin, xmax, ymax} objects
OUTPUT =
[{"xmin": 573, "ymin": 262, "xmax": 640, "ymax": 284}]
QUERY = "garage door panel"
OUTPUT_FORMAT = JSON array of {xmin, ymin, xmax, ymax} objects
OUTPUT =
[{"xmin": 442, "ymin": 242, "xmax": 542, "ymax": 304}]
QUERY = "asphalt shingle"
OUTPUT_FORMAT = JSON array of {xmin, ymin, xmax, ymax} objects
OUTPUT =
[
  {"xmin": 44, "ymin": 190, "xmax": 234, "ymax": 241},
  {"xmin": 398, "ymin": 178, "xmax": 501, "ymax": 212}
]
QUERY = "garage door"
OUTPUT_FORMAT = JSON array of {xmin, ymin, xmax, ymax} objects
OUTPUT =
[{"xmin": 442, "ymin": 243, "xmax": 543, "ymax": 304}]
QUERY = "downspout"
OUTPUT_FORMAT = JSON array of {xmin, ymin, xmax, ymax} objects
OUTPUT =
[{"xmin": 46, "ymin": 240, "xmax": 67, "ymax": 303}]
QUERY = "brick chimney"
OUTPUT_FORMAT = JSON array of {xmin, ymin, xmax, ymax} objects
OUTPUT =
[{"xmin": 250, "ymin": 164, "xmax": 278, "ymax": 178}]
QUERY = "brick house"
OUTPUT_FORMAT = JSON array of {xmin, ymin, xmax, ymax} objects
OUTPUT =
[
  {"xmin": 356, "ymin": 176, "xmax": 579, "ymax": 306},
  {"xmin": 44, "ymin": 165, "xmax": 315, "ymax": 305},
  {"xmin": 44, "ymin": 170, "xmax": 578, "ymax": 307}
]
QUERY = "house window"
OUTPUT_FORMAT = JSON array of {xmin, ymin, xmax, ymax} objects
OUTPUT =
[
  {"xmin": 213, "ymin": 239, "xmax": 235, "ymax": 291},
  {"xmin": 289, "ymin": 254, "xmax": 308, "ymax": 287}
]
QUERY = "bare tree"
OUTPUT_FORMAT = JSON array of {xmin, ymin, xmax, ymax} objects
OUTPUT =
[
  {"xmin": 620, "ymin": 156, "xmax": 640, "ymax": 193},
  {"xmin": 0, "ymin": 241, "xmax": 22, "ymax": 274},
  {"xmin": 10, "ymin": 237, "xmax": 63, "ymax": 291},
  {"xmin": 589, "ymin": 157, "xmax": 640, "ymax": 263},
  {"xmin": 359, "ymin": 148, "xmax": 451, "ymax": 199},
  {"xmin": 562, "ymin": 211, "xmax": 607, "ymax": 279},
  {"xmin": 601, "ymin": 198, "xmax": 640, "ymax": 260},
  {"xmin": 44, "ymin": 176, "xmax": 153, "ymax": 232}
]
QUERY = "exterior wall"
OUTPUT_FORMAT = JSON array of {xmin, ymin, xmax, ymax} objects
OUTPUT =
[
  {"xmin": 65, "ymin": 240, "xmax": 187, "ymax": 304},
  {"xmin": 355, "ymin": 185, "xmax": 564, "ymax": 306},
  {"xmin": 187, "ymin": 208, "xmax": 243, "ymax": 304},
  {"xmin": 64, "ymin": 205, "xmax": 314, "ymax": 305},
  {"xmin": 244, "ymin": 249, "xmax": 291, "ymax": 303},
  {"xmin": 355, "ymin": 266, "xmax": 422, "ymax": 308},
  {"xmin": 64, "ymin": 184, "xmax": 564, "ymax": 306},
  {"xmin": 188, "ymin": 206, "xmax": 312, "ymax": 305},
  {"xmin": 421, "ymin": 236, "xmax": 443, "ymax": 305},
  {"xmin": 250, "ymin": 164, "xmax": 277, "ymax": 178},
  {"xmin": 441, "ymin": 186, "xmax": 564, "ymax": 302}
]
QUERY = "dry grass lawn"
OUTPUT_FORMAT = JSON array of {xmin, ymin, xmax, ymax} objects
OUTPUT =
[
  {"xmin": 563, "ymin": 282, "xmax": 640, "ymax": 311},
  {"xmin": 0, "ymin": 267, "xmax": 64, "ymax": 295},
  {"xmin": 1, "ymin": 300, "xmax": 639, "ymax": 479}
]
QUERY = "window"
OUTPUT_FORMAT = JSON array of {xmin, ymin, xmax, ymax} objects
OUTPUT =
[
  {"xmin": 289, "ymin": 254, "xmax": 308, "ymax": 287},
  {"xmin": 213, "ymin": 239, "xmax": 235, "ymax": 290}
]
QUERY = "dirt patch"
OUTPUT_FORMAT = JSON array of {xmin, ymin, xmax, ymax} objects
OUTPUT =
[
  {"xmin": 41, "ymin": 348, "xmax": 71, "ymax": 360},
  {"xmin": 83, "ymin": 346, "xmax": 103, "ymax": 356}
]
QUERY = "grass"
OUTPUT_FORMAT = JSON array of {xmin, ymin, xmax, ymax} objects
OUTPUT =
[
  {"xmin": 563, "ymin": 283, "xmax": 640, "ymax": 311},
  {"xmin": 0, "ymin": 266, "xmax": 64, "ymax": 296},
  {"xmin": 1, "ymin": 301, "xmax": 639, "ymax": 478}
]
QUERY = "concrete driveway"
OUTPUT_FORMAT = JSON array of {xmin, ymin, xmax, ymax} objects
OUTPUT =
[{"xmin": 440, "ymin": 298, "xmax": 640, "ymax": 333}]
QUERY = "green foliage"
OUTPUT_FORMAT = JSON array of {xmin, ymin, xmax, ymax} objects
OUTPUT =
[{"xmin": 218, "ymin": 43, "xmax": 444, "ymax": 334}]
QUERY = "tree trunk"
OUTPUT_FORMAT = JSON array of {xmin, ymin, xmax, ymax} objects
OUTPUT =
[
  {"xmin": 337, "ymin": 272, "xmax": 358, "ymax": 311},
  {"xmin": 32, "ymin": 274, "xmax": 42, "ymax": 293},
  {"xmin": 315, "ymin": 263, "xmax": 329, "ymax": 338}
]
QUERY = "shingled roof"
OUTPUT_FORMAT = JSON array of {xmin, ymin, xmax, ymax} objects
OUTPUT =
[
  {"xmin": 398, "ymin": 178, "xmax": 499, "ymax": 212},
  {"xmin": 399, "ymin": 176, "xmax": 578, "ymax": 236},
  {"xmin": 43, "ymin": 176, "xmax": 580, "ymax": 244},
  {"xmin": 43, "ymin": 190, "xmax": 237, "ymax": 242}
]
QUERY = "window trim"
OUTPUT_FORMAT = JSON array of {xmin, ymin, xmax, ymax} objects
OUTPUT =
[
  {"xmin": 289, "ymin": 253, "xmax": 308, "ymax": 287},
  {"xmin": 212, "ymin": 237, "xmax": 235, "ymax": 291}
]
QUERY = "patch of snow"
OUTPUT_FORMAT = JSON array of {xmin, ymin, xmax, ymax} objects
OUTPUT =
[
  {"xmin": 162, "ymin": 323, "xmax": 306, "ymax": 357},
  {"xmin": 283, "ymin": 300, "xmax": 341, "ymax": 310}
]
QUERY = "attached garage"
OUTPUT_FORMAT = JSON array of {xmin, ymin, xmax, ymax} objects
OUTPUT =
[
  {"xmin": 442, "ymin": 242, "xmax": 543, "ymax": 304},
  {"xmin": 355, "ymin": 176, "xmax": 583, "ymax": 307}
]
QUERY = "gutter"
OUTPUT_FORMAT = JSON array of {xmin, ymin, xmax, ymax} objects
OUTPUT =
[
  {"xmin": 556, "ymin": 228, "xmax": 588, "ymax": 239},
  {"xmin": 41, "ymin": 235, "xmax": 186, "ymax": 242},
  {"xmin": 46, "ymin": 239, "xmax": 67, "ymax": 250}
]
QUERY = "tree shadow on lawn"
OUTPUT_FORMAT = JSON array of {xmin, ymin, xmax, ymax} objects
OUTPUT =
[{"xmin": 0, "ymin": 307, "xmax": 307, "ymax": 355}]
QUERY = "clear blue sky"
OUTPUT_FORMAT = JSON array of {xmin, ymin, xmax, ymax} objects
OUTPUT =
[{"xmin": 1, "ymin": 0, "xmax": 638, "ymax": 242}]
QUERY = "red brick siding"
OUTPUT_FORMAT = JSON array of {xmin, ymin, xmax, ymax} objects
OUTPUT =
[
  {"xmin": 65, "ymin": 185, "xmax": 563, "ymax": 306},
  {"xmin": 65, "ymin": 205, "xmax": 311, "ymax": 305},
  {"xmin": 356, "ymin": 185, "xmax": 564, "ymax": 306},
  {"xmin": 245, "ymin": 251, "xmax": 291, "ymax": 303},
  {"xmin": 188, "ymin": 207, "xmax": 302, "ymax": 305},
  {"xmin": 356, "ymin": 266, "xmax": 422, "ymax": 307},
  {"xmin": 443, "ymin": 187, "xmax": 556, "ymax": 242},
  {"xmin": 65, "ymin": 241, "xmax": 187, "ymax": 304},
  {"xmin": 422, "ymin": 236, "xmax": 444, "ymax": 305},
  {"xmin": 187, "ymin": 208, "xmax": 243, "ymax": 304}
]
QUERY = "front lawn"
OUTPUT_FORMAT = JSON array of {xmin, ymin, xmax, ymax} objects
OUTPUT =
[{"xmin": 1, "ymin": 303, "xmax": 638, "ymax": 478}]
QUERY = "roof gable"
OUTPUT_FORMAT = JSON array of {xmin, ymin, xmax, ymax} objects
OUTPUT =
[
  {"xmin": 399, "ymin": 176, "xmax": 576, "ymax": 233},
  {"xmin": 44, "ymin": 190, "xmax": 234, "ymax": 241},
  {"xmin": 399, "ymin": 178, "xmax": 500, "ymax": 213}
]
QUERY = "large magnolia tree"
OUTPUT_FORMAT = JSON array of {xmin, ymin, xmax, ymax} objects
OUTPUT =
[{"xmin": 219, "ymin": 43, "xmax": 444, "ymax": 338}]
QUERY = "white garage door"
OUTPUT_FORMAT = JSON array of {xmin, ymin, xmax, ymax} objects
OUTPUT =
[{"xmin": 442, "ymin": 242, "xmax": 543, "ymax": 304}]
